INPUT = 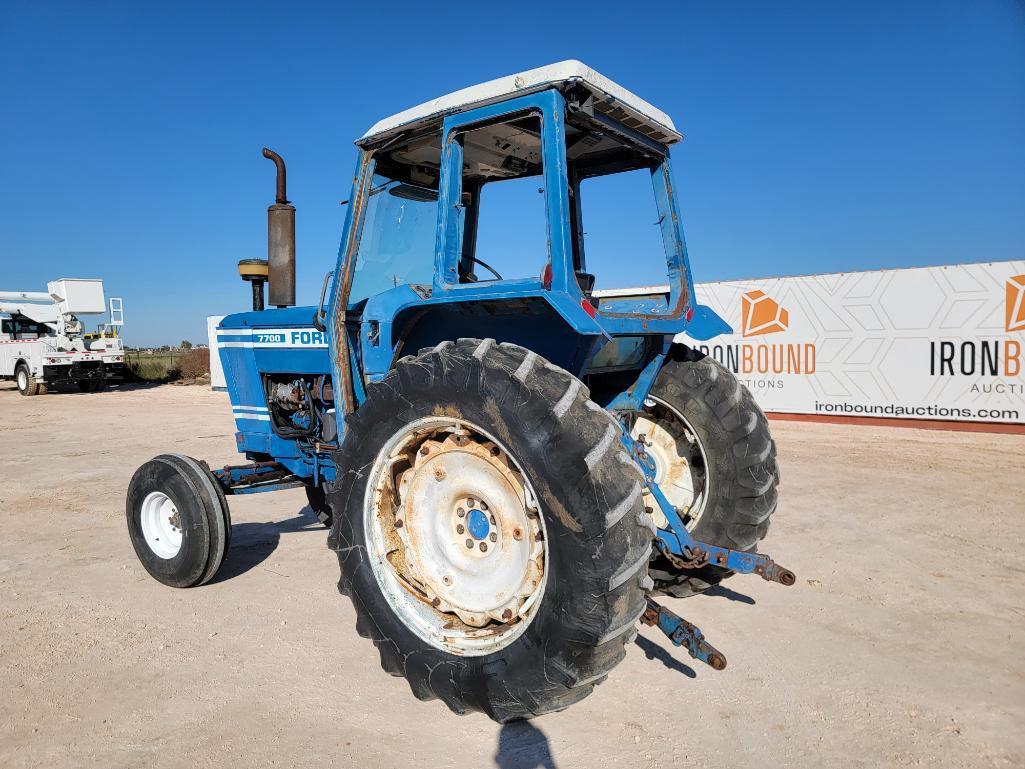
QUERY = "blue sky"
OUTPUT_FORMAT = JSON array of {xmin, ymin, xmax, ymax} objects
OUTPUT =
[{"xmin": 1, "ymin": 1, "xmax": 1023, "ymax": 346}]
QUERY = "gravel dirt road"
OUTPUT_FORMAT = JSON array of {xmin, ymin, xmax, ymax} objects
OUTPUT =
[{"xmin": 1, "ymin": 383, "xmax": 1023, "ymax": 769}]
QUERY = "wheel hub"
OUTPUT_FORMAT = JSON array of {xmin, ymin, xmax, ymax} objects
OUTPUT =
[{"xmin": 465, "ymin": 508, "xmax": 490, "ymax": 540}]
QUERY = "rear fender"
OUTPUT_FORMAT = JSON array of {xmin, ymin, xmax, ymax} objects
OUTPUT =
[{"xmin": 680, "ymin": 304, "xmax": 732, "ymax": 341}]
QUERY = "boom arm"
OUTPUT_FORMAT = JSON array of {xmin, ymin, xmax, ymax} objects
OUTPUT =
[{"xmin": 0, "ymin": 295, "xmax": 59, "ymax": 330}]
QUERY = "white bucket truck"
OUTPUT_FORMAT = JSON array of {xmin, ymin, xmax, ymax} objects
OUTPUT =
[{"xmin": 0, "ymin": 278, "xmax": 126, "ymax": 395}]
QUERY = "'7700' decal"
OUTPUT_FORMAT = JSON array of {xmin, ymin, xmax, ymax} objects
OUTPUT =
[{"xmin": 218, "ymin": 328, "xmax": 328, "ymax": 348}]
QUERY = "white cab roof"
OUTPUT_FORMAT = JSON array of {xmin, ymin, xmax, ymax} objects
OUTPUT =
[{"xmin": 360, "ymin": 60, "xmax": 681, "ymax": 146}]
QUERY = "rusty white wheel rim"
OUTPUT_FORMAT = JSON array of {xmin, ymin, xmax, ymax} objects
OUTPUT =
[
  {"xmin": 632, "ymin": 396, "xmax": 709, "ymax": 531},
  {"xmin": 365, "ymin": 417, "xmax": 548, "ymax": 656}
]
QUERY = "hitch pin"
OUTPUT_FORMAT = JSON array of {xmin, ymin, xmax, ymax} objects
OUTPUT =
[
  {"xmin": 755, "ymin": 558, "xmax": 797, "ymax": 587},
  {"xmin": 641, "ymin": 598, "xmax": 727, "ymax": 671}
]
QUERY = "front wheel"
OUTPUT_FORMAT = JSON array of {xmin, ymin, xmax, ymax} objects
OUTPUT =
[
  {"xmin": 639, "ymin": 345, "xmax": 780, "ymax": 598},
  {"xmin": 328, "ymin": 339, "xmax": 655, "ymax": 721},
  {"xmin": 126, "ymin": 454, "xmax": 232, "ymax": 587},
  {"xmin": 305, "ymin": 483, "xmax": 333, "ymax": 527}
]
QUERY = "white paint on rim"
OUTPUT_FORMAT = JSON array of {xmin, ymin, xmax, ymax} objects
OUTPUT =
[
  {"xmin": 140, "ymin": 491, "xmax": 183, "ymax": 559},
  {"xmin": 16, "ymin": 368, "xmax": 28, "ymax": 390}
]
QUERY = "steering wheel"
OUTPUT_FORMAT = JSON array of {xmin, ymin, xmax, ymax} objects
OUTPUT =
[{"xmin": 467, "ymin": 256, "xmax": 503, "ymax": 281}]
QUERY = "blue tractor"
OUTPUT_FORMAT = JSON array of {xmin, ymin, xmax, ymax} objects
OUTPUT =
[{"xmin": 126, "ymin": 62, "xmax": 793, "ymax": 721}]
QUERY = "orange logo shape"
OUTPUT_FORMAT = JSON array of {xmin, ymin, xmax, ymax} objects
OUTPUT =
[
  {"xmin": 1007, "ymin": 274, "xmax": 1025, "ymax": 333},
  {"xmin": 741, "ymin": 290, "xmax": 789, "ymax": 337}
]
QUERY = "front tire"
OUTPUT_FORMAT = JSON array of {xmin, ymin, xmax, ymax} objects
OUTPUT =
[
  {"xmin": 126, "ymin": 454, "xmax": 231, "ymax": 587},
  {"xmin": 642, "ymin": 345, "xmax": 780, "ymax": 598},
  {"xmin": 305, "ymin": 483, "xmax": 333, "ymax": 527},
  {"xmin": 328, "ymin": 339, "xmax": 654, "ymax": 721}
]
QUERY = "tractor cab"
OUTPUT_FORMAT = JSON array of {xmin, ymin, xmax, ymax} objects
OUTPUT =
[{"xmin": 329, "ymin": 61, "xmax": 729, "ymax": 411}]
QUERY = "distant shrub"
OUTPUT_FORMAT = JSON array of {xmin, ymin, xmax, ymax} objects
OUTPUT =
[
  {"xmin": 179, "ymin": 348, "xmax": 210, "ymax": 379},
  {"xmin": 130, "ymin": 357, "xmax": 174, "ymax": 381}
]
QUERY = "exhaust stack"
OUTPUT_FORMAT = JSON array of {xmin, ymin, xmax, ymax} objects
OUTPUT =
[{"xmin": 262, "ymin": 148, "xmax": 296, "ymax": 308}]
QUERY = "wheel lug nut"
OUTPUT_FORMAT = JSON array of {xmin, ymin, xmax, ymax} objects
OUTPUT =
[
  {"xmin": 395, "ymin": 519, "xmax": 404, "ymax": 528},
  {"xmin": 512, "ymin": 528, "xmax": 523, "ymax": 541},
  {"xmin": 479, "ymin": 501, "xmax": 488, "ymax": 512},
  {"xmin": 433, "ymin": 467, "xmax": 446, "ymax": 481},
  {"xmin": 442, "ymin": 575, "xmax": 453, "ymax": 586},
  {"xmin": 466, "ymin": 497, "xmax": 475, "ymax": 507},
  {"xmin": 457, "ymin": 524, "xmax": 465, "ymax": 534},
  {"xmin": 420, "ymin": 446, "xmax": 430, "ymax": 456},
  {"xmin": 479, "ymin": 542, "xmax": 488, "ymax": 552},
  {"xmin": 489, "ymin": 532, "xmax": 497, "ymax": 542},
  {"xmin": 465, "ymin": 539, "xmax": 473, "ymax": 549},
  {"xmin": 457, "ymin": 507, "xmax": 465, "ymax": 517}
]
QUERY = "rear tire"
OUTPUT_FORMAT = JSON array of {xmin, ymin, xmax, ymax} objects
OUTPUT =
[
  {"xmin": 328, "ymin": 338, "xmax": 654, "ymax": 721},
  {"xmin": 126, "ymin": 454, "xmax": 231, "ymax": 587},
  {"xmin": 15, "ymin": 364, "xmax": 41, "ymax": 396},
  {"xmin": 644, "ymin": 345, "xmax": 779, "ymax": 598}
]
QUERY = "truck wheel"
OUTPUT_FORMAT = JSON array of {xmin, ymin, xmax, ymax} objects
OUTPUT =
[
  {"xmin": 638, "ymin": 345, "xmax": 779, "ymax": 598},
  {"xmin": 15, "ymin": 364, "xmax": 41, "ymax": 397},
  {"xmin": 305, "ymin": 483, "xmax": 333, "ymax": 527},
  {"xmin": 126, "ymin": 454, "xmax": 231, "ymax": 587},
  {"xmin": 328, "ymin": 339, "xmax": 653, "ymax": 721}
]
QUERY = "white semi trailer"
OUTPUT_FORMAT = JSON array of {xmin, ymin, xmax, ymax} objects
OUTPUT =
[{"xmin": 0, "ymin": 278, "xmax": 126, "ymax": 396}]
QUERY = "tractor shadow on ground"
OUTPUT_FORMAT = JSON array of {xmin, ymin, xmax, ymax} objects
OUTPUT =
[
  {"xmin": 704, "ymin": 583, "xmax": 756, "ymax": 604},
  {"xmin": 634, "ymin": 633, "xmax": 697, "ymax": 678},
  {"xmin": 494, "ymin": 721, "xmax": 559, "ymax": 769},
  {"xmin": 210, "ymin": 508, "xmax": 325, "ymax": 583}
]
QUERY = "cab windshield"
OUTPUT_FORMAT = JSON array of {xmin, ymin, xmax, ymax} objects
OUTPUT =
[{"xmin": 348, "ymin": 136, "xmax": 442, "ymax": 305}]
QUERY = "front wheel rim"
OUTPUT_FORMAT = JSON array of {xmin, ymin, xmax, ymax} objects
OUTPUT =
[
  {"xmin": 364, "ymin": 417, "xmax": 548, "ymax": 656},
  {"xmin": 140, "ymin": 491, "xmax": 183, "ymax": 559},
  {"xmin": 17, "ymin": 370, "xmax": 27, "ymax": 390}
]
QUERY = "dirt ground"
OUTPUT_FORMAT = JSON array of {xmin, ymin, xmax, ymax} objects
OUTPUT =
[{"xmin": 1, "ymin": 382, "xmax": 1023, "ymax": 769}]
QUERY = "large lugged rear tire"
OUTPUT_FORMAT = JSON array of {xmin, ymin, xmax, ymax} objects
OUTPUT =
[
  {"xmin": 644, "ymin": 345, "xmax": 779, "ymax": 598},
  {"xmin": 327, "ymin": 338, "xmax": 654, "ymax": 722}
]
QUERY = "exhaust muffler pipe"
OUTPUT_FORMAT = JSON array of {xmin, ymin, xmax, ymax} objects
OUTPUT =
[{"xmin": 262, "ymin": 148, "xmax": 296, "ymax": 308}]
